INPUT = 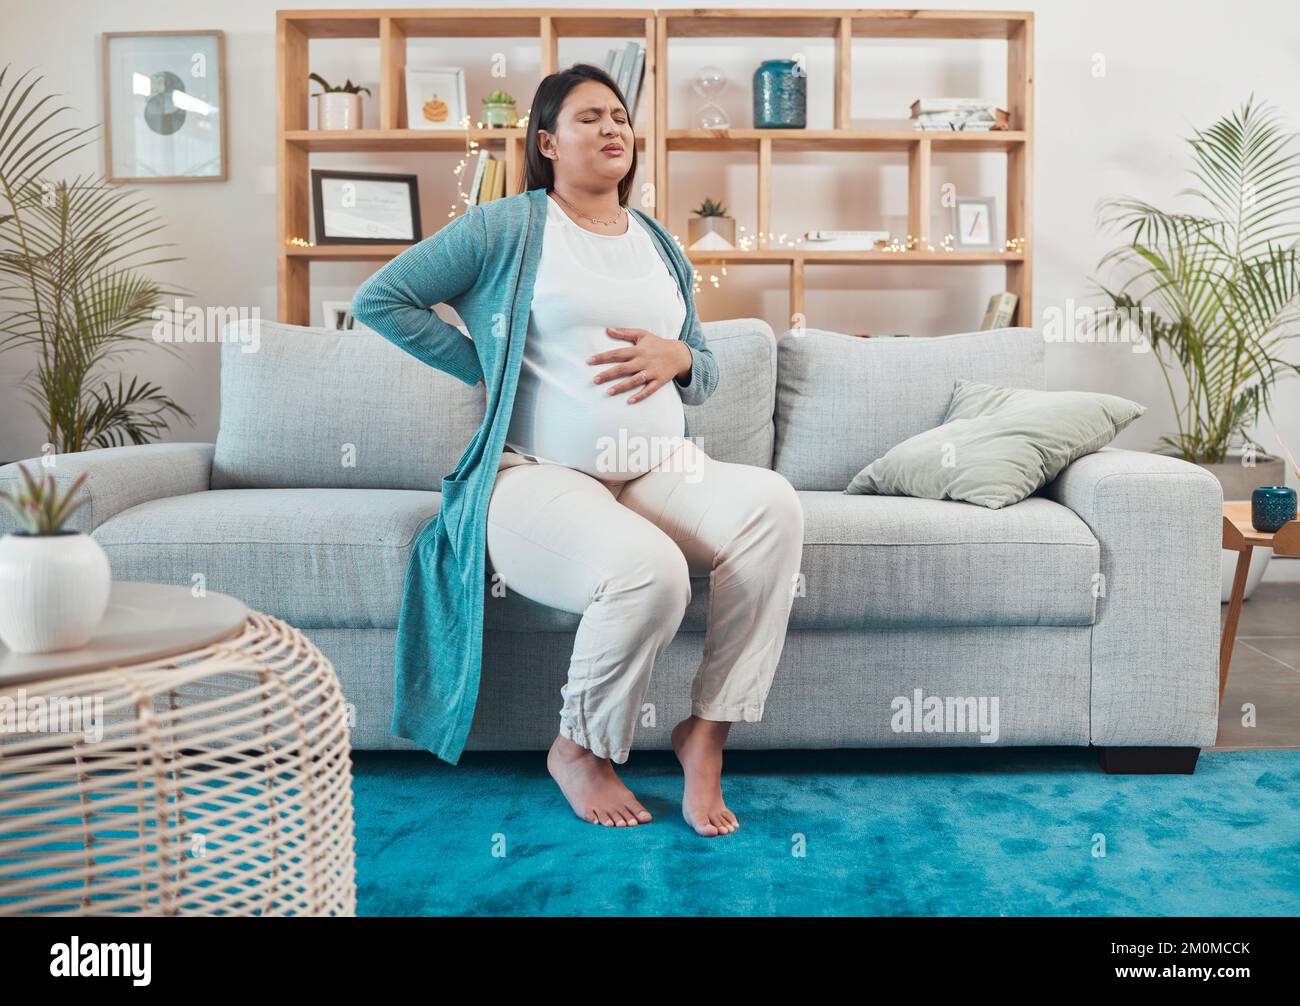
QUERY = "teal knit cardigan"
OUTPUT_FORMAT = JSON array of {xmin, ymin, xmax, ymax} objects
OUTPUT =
[{"xmin": 352, "ymin": 186, "xmax": 720, "ymax": 764}]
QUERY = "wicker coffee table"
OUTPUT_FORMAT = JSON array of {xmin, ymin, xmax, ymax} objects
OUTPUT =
[{"xmin": 0, "ymin": 581, "xmax": 356, "ymax": 916}]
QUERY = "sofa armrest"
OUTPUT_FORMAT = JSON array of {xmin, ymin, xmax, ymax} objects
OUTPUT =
[
  {"xmin": 1043, "ymin": 446, "xmax": 1223, "ymax": 747},
  {"xmin": 0, "ymin": 443, "xmax": 214, "ymax": 536}
]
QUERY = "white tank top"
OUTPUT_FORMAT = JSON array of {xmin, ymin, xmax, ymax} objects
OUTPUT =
[{"xmin": 504, "ymin": 193, "xmax": 688, "ymax": 481}]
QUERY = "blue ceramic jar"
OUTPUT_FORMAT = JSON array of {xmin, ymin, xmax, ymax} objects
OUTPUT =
[
  {"xmin": 753, "ymin": 59, "xmax": 805, "ymax": 128},
  {"xmin": 1252, "ymin": 485, "xmax": 1297, "ymax": 533}
]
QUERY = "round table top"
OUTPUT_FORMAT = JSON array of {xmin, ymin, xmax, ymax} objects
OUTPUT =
[{"xmin": 0, "ymin": 581, "xmax": 250, "ymax": 688}]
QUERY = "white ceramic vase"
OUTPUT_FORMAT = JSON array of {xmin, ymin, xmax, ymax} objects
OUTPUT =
[
  {"xmin": 316, "ymin": 92, "xmax": 362, "ymax": 130},
  {"xmin": 0, "ymin": 531, "xmax": 112, "ymax": 654}
]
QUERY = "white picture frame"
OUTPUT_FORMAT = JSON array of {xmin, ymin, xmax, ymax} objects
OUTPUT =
[
  {"xmin": 321, "ymin": 300, "xmax": 374, "ymax": 333},
  {"xmin": 405, "ymin": 67, "xmax": 467, "ymax": 130},
  {"xmin": 102, "ymin": 30, "xmax": 228, "ymax": 182},
  {"xmin": 952, "ymin": 196, "xmax": 999, "ymax": 251}
]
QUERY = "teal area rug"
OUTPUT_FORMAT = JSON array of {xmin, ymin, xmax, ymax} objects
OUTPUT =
[{"xmin": 349, "ymin": 747, "xmax": 1300, "ymax": 916}]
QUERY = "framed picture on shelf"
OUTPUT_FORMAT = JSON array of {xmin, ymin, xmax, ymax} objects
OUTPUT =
[
  {"xmin": 405, "ymin": 66, "xmax": 467, "ymax": 129},
  {"xmin": 310, "ymin": 169, "xmax": 421, "ymax": 245},
  {"xmin": 101, "ymin": 30, "xmax": 228, "ymax": 182},
  {"xmin": 321, "ymin": 300, "xmax": 375, "ymax": 333},
  {"xmin": 951, "ymin": 196, "xmax": 998, "ymax": 251}
]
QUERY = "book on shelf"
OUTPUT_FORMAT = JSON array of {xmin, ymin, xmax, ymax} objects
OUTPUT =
[
  {"xmin": 467, "ymin": 149, "xmax": 491, "ymax": 206},
  {"xmin": 806, "ymin": 229, "xmax": 891, "ymax": 241},
  {"xmin": 469, "ymin": 154, "xmax": 507, "ymax": 204},
  {"xmin": 910, "ymin": 98, "xmax": 1008, "ymax": 131},
  {"xmin": 803, "ymin": 229, "xmax": 891, "ymax": 251},
  {"xmin": 980, "ymin": 291, "xmax": 1019, "ymax": 330},
  {"xmin": 604, "ymin": 43, "xmax": 646, "ymax": 120}
]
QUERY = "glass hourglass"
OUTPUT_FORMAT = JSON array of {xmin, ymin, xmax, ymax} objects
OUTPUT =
[{"xmin": 691, "ymin": 65, "xmax": 730, "ymax": 129}]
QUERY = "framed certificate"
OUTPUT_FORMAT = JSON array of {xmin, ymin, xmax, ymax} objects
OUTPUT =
[
  {"xmin": 310, "ymin": 169, "xmax": 421, "ymax": 245},
  {"xmin": 102, "ymin": 30, "xmax": 227, "ymax": 182}
]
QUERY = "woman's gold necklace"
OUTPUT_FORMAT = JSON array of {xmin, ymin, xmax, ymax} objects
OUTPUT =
[{"xmin": 551, "ymin": 188, "xmax": 626, "ymax": 228}]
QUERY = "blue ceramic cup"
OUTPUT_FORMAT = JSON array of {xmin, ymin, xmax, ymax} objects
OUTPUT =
[{"xmin": 1252, "ymin": 485, "xmax": 1297, "ymax": 533}]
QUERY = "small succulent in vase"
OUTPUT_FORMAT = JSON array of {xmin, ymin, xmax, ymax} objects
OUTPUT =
[
  {"xmin": 0, "ymin": 463, "xmax": 112, "ymax": 653},
  {"xmin": 481, "ymin": 89, "xmax": 518, "ymax": 128},
  {"xmin": 309, "ymin": 73, "xmax": 372, "ymax": 130},
  {"xmin": 687, "ymin": 196, "xmax": 736, "ymax": 250}
]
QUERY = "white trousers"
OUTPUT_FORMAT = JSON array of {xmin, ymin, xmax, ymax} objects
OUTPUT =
[{"xmin": 485, "ymin": 437, "xmax": 805, "ymax": 763}]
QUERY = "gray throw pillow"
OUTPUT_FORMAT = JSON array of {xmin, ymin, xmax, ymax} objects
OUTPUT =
[{"xmin": 844, "ymin": 378, "xmax": 1147, "ymax": 508}]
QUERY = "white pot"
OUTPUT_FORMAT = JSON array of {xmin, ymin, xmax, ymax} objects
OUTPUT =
[
  {"xmin": 316, "ymin": 92, "xmax": 363, "ymax": 130},
  {"xmin": 0, "ymin": 531, "xmax": 112, "ymax": 654}
]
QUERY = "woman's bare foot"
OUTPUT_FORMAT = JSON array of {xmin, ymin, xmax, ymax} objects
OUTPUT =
[
  {"xmin": 671, "ymin": 716, "xmax": 739, "ymax": 837},
  {"xmin": 546, "ymin": 734, "xmax": 652, "ymax": 827}
]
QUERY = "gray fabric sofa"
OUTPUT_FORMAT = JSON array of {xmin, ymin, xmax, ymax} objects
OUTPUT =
[{"xmin": 0, "ymin": 320, "xmax": 1223, "ymax": 772}]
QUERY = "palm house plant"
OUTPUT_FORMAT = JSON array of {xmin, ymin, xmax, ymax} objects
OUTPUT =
[{"xmin": 1092, "ymin": 96, "xmax": 1300, "ymax": 597}]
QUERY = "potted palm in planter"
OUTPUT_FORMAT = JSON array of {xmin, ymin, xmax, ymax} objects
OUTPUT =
[
  {"xmin": 0, "ymin": 66, "xmax": 193, "ymax": 455},
  {"xmin": 0, "ymin": 463, "xmax": 110, "ymax": 653},
  {"xmin": 1093, "ymin": 96, "xmax": 1300, "ymax": 599}
]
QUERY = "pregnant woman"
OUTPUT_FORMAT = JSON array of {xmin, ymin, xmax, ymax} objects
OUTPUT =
[{"xmin": 354, "ymin": 64, "xmax": 804, "ymax": 838}]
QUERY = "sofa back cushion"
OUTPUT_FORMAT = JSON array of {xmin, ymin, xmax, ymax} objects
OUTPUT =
[
  {"xmin": 211, "ymin": 320, "xmax": 484, "ymax": 489},
  {"xmin": 686, "ymin": 318, "xmax": 777, "ymax": 469},
  {"xmin": 773, "ymin": 327, "xmax": 1045, "ymax": 490}
]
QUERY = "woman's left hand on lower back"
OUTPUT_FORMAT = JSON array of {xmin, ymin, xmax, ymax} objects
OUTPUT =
[{"xmin": 589, "ymin": 328, "xmax": 692, "ymax": 404}]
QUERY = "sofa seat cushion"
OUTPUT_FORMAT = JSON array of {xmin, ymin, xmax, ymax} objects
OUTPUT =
[
  {"xmin": 485, "ymin": 491, "xmax": 1100, "ymax": 633},
  {"xmin": 792, "ymin": 492, "xmax": 1100, "ymax": 627},
  {"xmin": 92, "ymin": 488, "xmax": 438, "ymax": 629}
]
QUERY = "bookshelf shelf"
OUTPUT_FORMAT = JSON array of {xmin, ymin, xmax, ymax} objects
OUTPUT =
[
  {"xmin": 285, "ymin": 128, "xmax": 648, "ymax": 152},
  {"xmin": 665, "ymin": 127, "xmax": 1027, "ymax": 153},
  {"xmin": 276, "ymin": 7, "xmax": 1033, "ymax": 329},
  {"xmin": 688, "ymin": 249, "xmax": 1025, "ymax": 265}
]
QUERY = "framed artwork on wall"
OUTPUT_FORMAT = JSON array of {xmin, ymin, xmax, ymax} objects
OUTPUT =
[
  {"xmin": 404, "ymin": 66, "xmax": 467, "ymax": 129},
  {"xmin": 310, "ymin": 169, "xmax": 421, "ymax": 245},
  {"xmin": 101, "ymin": 30, "xmax": 228, "ymax": 182}
]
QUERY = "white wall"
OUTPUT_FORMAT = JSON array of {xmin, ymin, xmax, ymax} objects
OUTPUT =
[{"xmin": 3, "ymin": 0, "xmax": 1299, "ymax": 571}]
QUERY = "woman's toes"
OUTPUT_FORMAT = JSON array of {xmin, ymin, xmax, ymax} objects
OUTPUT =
[{"xmin": 625, "ymin": 803, "xmax": 650, "ymax": 824}]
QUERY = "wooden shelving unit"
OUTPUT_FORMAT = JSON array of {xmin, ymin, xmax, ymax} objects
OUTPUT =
[
  {"xmin": 276, "ymin": 7, "xmax": 1033, "ymax": 328},
  {"xmin": 276, "ymin": 8, "xmax": 657, "ymax": 325},
  {"xmin": 656, "ymin": 8, "xmax": 1033, "ymax": 325}
]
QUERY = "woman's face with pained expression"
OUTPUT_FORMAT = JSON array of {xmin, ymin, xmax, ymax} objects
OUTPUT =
[{"xmin": 538, "ymin": 80, "xmax": 633, "ymax": 190}]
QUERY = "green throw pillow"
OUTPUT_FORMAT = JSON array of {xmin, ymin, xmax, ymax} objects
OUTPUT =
[{"xmin": 843, "ymin": 378, "xmax": 1147, "ymax": 509}]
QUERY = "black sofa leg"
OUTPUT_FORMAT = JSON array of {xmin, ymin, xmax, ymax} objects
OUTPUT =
[{"xmin": 1096, "ymin": 746, "xmax": 1201, "ymax": 774}]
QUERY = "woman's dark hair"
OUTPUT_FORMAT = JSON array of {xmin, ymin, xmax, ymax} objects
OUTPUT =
[{"xmin": 522, "ymin": 63, "xmax": 638, "ymax": 206}]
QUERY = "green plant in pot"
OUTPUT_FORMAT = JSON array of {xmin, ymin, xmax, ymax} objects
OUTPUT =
[
  {"xmin": 1092, "ymin": 95, "xmax": 1300, "ymax": 597},
  {"xmin": 309, "ymin": 72, "xmax": 371, "ymax": 130},
  {"xmin": 0, "ymin": 463, "xmax": 110, "ymax": 653},
  {"xmin": 481, "ymin": 89, "xmax": 518, "ymax": 128},
  {"xmin": 0, "ymin": 66, "xmax": 193, "ymax": 455},
  {"xmin": 687, "ymin": 196, "xmax": 735, "ymax": 250}
]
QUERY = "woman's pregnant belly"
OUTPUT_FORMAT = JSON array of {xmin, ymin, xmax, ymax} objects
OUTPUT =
[{"xmin": 505, "ymin": 322, "xmax": 686, "ymax": 481}]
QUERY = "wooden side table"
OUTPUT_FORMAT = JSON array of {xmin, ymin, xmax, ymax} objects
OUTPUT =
[
  {"xmin": 1220, "ymin": 503, "xmax": 1300, "ymax": 701},
  {"xmin": 0, "ymin": 581, "xmax": 356, "ymax": 916}
]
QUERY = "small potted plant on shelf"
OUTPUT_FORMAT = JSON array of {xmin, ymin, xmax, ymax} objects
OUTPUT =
[
  {"xmin": 0, "ymin": 464, "xmax": 111, "ymax": 654},
  {"xmin": 687, "ymin": 197, "xmax": 735, "ymax": 250},
  {"xmin": 480, "ymin": 89, "xmax": 518, "ymax": 128},
  {"xmin": 309, "ymin": 73, "xmax": 372, "ymax": 130}
]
